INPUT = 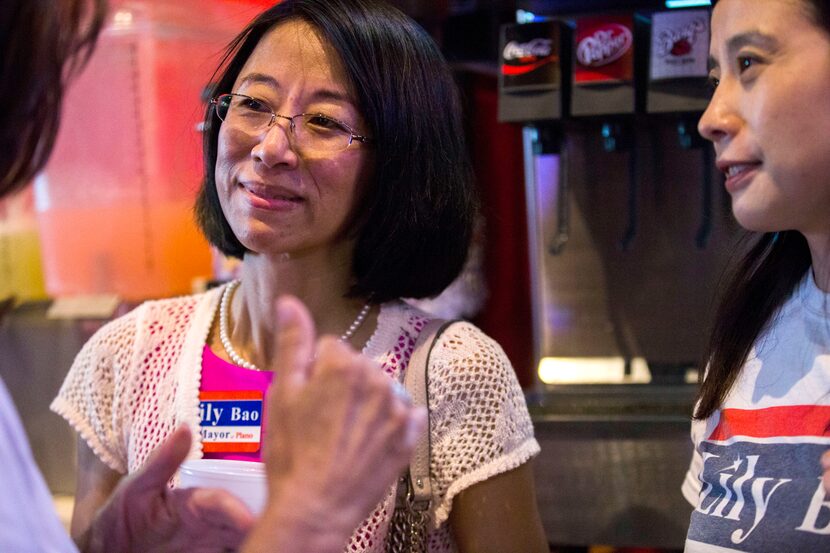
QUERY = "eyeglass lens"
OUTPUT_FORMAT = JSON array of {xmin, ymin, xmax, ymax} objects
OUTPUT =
[{"xmin": 215, "ymin": 94, "xmax": 358, "ymax": 153}]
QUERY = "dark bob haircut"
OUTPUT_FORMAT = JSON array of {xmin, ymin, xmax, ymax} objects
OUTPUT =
[{"xmin": 195, "ymin": 0, "xmax": 477, "ymax": 304}]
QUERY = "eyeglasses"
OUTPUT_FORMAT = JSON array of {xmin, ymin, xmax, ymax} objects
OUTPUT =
[{"xmin": 210, "ymin": 93, "xmax": 371, "ymax": 154}]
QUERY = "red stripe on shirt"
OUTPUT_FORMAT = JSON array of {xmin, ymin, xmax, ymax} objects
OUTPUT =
[{"xmin": 708, "ymin": 405, "xmax": 830, "ymax": 441}]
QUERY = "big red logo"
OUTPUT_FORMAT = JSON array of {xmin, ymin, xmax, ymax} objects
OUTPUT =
[
  {"xmin": 574, "ymin": 15, "xmax": 635, "ymax": 85},
  {"xmin": 576, "ymin": 24, "xmax": 633, "ymax": 67}
]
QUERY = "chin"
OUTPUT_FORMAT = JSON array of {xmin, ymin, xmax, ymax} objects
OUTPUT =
[{"xmin": 730, "ymin": 206, "xmax": 780, "ymax": 234}]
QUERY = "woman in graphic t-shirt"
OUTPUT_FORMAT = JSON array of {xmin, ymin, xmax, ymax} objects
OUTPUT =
[{"xmin": 682, "ymin": 1, "xmax": 830, "ymax": 551}]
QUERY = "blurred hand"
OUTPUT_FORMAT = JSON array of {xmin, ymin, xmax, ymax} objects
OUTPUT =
[
  {"xmin": 81, "ymin": 425, "xmax": 255, "ymax": 553},
  {"xmin": 822, "ymin": 450, "xmax": 830, "ymax": 495},
  {"xmin": 242, "ymin": 296, "xmax": 427, "ymax": 552}
]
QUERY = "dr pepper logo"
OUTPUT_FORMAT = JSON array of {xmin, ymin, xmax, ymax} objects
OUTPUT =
[
  {"xmin": 576, "ymin": 24, "xmax": 633, "ymax": 67},
  {"xmin": 502, "ymin": 38, "xmax": 556, "ymax": 75}
]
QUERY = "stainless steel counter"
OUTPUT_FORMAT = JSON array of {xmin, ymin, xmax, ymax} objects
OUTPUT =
[
  {"xmin": 529, "ymin": 384, "xmax": 695, "ymax": 549},
  {"xmin": 0, "ymin": 301, "xmax": 107, "ymax": 494}
]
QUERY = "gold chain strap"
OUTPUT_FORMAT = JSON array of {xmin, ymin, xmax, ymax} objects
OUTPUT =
[
  {"xmin": 385, "ymin": 476, "xmax": 429, "ymax": 553},
  {"xmin": 386, "ymin": 320, "xmax": 457, "ymax": 553}
]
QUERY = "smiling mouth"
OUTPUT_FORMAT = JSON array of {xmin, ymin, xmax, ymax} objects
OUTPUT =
[
  {"xmin": 724, "ymin": 163, "xmax": 760, "ymax": 179},
  {"xmin": 241, "ymin": 183, "xmax": 303, "ymax": 202},
  {"xmin": 721, "ymin": 162, "xmax": 761, "ymax": 193}
]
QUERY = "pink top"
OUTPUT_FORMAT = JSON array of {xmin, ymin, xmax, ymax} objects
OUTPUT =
[{"xmin": 199, "ymin": 344, "xmax": 273, "ymax": 462}]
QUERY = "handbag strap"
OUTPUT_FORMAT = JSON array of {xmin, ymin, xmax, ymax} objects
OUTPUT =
[{"xmin": 399, "ymin": 318, "xmax": 458, "ymax": 507}]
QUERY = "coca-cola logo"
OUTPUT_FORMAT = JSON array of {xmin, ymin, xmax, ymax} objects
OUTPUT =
[
  {"xmin": 656, "ymin": 18, "xmax": 707, "ymax": 58},
  {"xmin": 502, "ymin": 38, "xmax": 557, "ymax": 76},
  {"xmin": 576, "ymin": 24, "xmax": 633, "ymax": 67},
  {"xmin": 503, "ymin": 38, "xmax": 553, "ymax": 61}
]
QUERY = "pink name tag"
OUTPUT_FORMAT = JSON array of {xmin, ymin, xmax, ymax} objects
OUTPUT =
[{"xmin": 199, "ymin": 390, "xmax": 263, "ymax": 453}]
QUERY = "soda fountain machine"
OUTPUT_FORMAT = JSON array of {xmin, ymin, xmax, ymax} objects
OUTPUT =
[{"xmin": 499, "ymin": 1, "xmax": 739, "ymax": 548}]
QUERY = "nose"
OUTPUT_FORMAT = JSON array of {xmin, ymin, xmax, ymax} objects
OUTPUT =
[
  {"xmin": 697, "ymin": 81, "xmax": 740, "ymax": 146},
  {"xmin": 251, "ymin": 116, "xmax": 300, "ymax": 168}
]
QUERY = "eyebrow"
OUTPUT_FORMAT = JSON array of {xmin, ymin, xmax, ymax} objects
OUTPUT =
[
  {"xmin": 236, "ymin": 71, "xmax": 355, "ymax": 105},
  {"xmin": 707, "ymin": 31, "xmax": 781, "ymax": 70},
  {"xmin": 237, "ymin": 72, "xmax": 279, "ymax": 89}
]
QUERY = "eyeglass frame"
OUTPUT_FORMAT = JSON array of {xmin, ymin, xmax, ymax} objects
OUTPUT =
[{"xmin": 210, "ymin": 92, "xmax": 372, "ymax": 152}]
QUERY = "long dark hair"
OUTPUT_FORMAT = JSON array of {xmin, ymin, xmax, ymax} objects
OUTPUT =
[
  {"xmin": 695, "ymin": 0, "xmax": 830, "ymax": 420},
  {"xmin": 0, "ymin": 0, "xmax": 107, "ymax": 197},
  {"xmin": 695, "ymin": 232, "xmax": 812, "ymax": 419},
  {"xmin": 195, "ymin": 0, "xmax": 477, "ymax": 303}
]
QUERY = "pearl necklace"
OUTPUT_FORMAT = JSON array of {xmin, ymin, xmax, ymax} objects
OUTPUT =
[{"xmin": 219, "ymin": 279, "xmax": 372, "ymax": 372}]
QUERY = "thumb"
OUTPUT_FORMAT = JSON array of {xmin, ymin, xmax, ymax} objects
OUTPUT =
[
  {"xmin": 263, "ymin": 297, "xmax": 315, "ymax": 478},
  {"xmin": 129, "ymin": 424, "xmax": 192, "ymax": 492},
  {"xmin": 271, "ymin": 295, "xmax": 316, "ymax": 394}
]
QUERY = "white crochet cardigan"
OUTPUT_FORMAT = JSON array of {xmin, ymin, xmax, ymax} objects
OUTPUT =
[{"xmin": 51, "ymin": 284, "xmax": 540, "ymax": 552}]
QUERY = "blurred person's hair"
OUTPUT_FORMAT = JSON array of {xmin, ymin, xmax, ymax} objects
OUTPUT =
[{"xmin": 0, "ymin": 0, "xmax": 107, "ymax": 197}]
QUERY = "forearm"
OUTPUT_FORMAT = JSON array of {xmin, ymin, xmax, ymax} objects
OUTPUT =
[
  {"xmin": 75, "ymin": 497, "xmax": 130, "ymax": 553},
  {"xmin": 241, "ymin": 494, "xmax": 354, "ymax": 553}
]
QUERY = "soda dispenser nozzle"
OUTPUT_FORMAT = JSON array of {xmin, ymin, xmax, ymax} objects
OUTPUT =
[
  {"xmin": 677, "ymin": 117, "xmax": 706, "ymax": 150},
  {"xmin": 601, "ymin": 122, "xmax": 630, "ymax": 153}
]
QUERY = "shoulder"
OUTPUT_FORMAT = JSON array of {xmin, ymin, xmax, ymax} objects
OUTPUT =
[
  {"xmin": 380, "ymin": 301, "xmax": 514, "ymax": 374},
  {"xmin": 430, "ymin": 319, "xmax": 512, "ymax": 374},
  {"xmin": 127, "ymin": 288, "xmax": 219, "ymax": 332},
  {"xmin": 372, "ymin": 302, "xmax": 516, "ymax": 383},
  {"xmin": 137, "ymin": 288, "xmax": 218, "ymax": 322},
  {"xmin": 424, "ymin": 320, "xmax": 524, "ymax": 416},
  {"xmin": 757, "ymin": 275, "xmax": 813, "ymax": 338},
  {"xmin": 82, "ymin": 289, "xmax": 218, "ymax": 356},
  {"xmin": 382, "ymin": 301, "xmax": 503, "ymax": 351}
]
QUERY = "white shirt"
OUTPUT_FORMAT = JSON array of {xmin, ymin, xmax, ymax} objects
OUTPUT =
[
  {"xmin": 682, "ymin": 271, "xmax": 830, "ymax": 552},
  {"xmin": 0, "ymin": 377, "xmax": 77, "ymax": 552}
]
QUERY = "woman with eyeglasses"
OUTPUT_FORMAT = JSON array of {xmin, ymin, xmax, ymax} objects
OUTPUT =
[
  {"xmin": 3, "ymin": 0, "xmax": 431, "ymax": 551},
  {"xmin": 682, "ymin": 0, "xmax": 830, "ymax": 551},
  {"xmin": 53, "ymin": 1, "xmax": 548, "ymax": 551}
]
